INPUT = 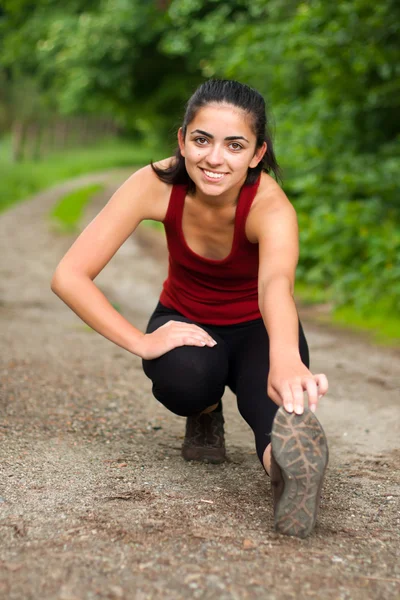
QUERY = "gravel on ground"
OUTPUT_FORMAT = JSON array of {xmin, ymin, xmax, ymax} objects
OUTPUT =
[{"xmin": 0, "ymin": 171, "xmax": 399, "ymax": 600}]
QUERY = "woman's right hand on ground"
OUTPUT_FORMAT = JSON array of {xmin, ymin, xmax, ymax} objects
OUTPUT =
[{"xmin": 139, "ymin": 320, "xmax": 217, "ymax": 360}]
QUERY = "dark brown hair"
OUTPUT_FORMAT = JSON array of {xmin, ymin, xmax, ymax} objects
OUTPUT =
[{"xmin": 151, "ymin": 79, "xmax": 281, "ymax": 191}]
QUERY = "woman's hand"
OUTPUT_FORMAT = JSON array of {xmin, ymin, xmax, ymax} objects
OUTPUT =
[
  {"xmin": 139, "ymin": 320, "xmax": 217, "ymax": 360},
  {"xmin": 268, "ymin": 358, "xmax": 328, "ymax": 414}
]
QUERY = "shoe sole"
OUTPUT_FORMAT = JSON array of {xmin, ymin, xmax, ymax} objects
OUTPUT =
[
  {"xmin": 271, "ymin": 407, "xmax": 329, "ymax": 538},
  {"xmin": 181, "ymin": 447, "xmax": 226, "ymax": 464}
]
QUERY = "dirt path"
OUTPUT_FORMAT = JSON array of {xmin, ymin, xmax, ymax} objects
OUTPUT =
[{"xmin": 0, "ymin": 172, "xmax": 399, "ymax": 600}]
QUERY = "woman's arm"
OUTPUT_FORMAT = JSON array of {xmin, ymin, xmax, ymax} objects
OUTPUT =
[
  {"xmin": 51, "ymin": 164, "xmax": 217, "ymax": 358},
  {"xmin": 51, "ymin": 165, "xmax": 165, "ymax": 355},
  {"xmin": 247, "ymin": 175, "xmax": 328, "ymax": 413}
]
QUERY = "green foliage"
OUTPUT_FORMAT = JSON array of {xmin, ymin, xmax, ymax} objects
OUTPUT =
[
  {"xmin": 162, "ymin": 0, "xmax": 400, "ymax": 324},
  {"xmin": 50, "ymin": 183, "xmax": 104, "ymax": 232},
  {"xmin": 1, "ymin": 0, "xmax": 399, "ymax": 336},
  {"xmin": 296, "ymin": 195, "xmax": 400, "ymax": 316},
  {"xmin": 0, "ymin": 0, "xmax": 197, "ymax": 135}
]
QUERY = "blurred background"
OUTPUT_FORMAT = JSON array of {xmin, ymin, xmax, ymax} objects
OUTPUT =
[{"xmin": 0, "ymin": 0, "xmax": 399, "ymax": 342}]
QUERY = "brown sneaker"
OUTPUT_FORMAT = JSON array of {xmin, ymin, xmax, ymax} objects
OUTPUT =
[
  {"xmin": 270, "ymin": 406, "xmax": 329, "ymax": 538},
  {"xmin": 181, "ymin": 409, "xmax": 226, "ymax": 464}
]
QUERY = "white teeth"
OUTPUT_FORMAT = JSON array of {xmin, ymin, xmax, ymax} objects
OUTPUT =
[{"xmin": 203, "ymin": 170, "xmax": 224, "ymax": 179}]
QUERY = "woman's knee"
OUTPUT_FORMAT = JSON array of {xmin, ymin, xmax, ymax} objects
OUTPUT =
[
  {"xmin": 152, "ymin": 378, "xmax": 225, "ymax": 416},
  {"xmin": 142, "ymin": 345, "xmax": 228, "ymax": 416}
]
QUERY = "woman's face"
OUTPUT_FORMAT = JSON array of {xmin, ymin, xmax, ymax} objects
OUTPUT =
[{"xmin": 178, "ymin": 103, "xmax": 266, "ymax": 197}]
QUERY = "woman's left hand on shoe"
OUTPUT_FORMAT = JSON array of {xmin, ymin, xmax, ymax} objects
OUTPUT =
[{"xmin": 267, "ymin": 360, "xmax": 328, "ymax": 415}]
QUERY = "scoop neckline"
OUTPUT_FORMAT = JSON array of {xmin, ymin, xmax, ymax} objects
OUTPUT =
[{"xmin": 178, "ymin": 184, "xmax": 246, "ymax": 265}]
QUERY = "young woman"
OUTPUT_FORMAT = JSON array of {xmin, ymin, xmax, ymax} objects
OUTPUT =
[{"xmin": 51, "ymin": 79, "xmax": 329, "ymax": 539}]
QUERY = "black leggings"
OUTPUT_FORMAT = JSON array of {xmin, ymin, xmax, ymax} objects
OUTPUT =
[{"xmin": 142, "ymin": 302, "xmax": 310, "ymax": 467}]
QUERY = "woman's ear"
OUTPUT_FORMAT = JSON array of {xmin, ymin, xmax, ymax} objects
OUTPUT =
[
  {"xmin": 177, "ymin": 127, "xmax": 185, "ymax": 157},
  {"xmin": 249, "ymin": 141, "xmax": 267, "ymax": 168}
]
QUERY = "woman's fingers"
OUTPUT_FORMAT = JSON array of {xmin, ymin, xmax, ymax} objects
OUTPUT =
[
  {"xmin": 271, "ymin": 380, "xmax": 305, "ymax": 413},
  {"xmin": 179, "ymin": 330, "xmax": 216, "ymax": 347},
  {"xmin": 181, "ymin": 335, "xmax": 215, "ymax": 347},
  {"xmin": 142, "ymin": 320, "xmax": 220, "ymax": 359},
  {"xmin": 291, "ymin": 383, "xmax": 305, "ymax": 414},
  {"xmin": 304, "ymin": 378, "xmax": 319, "ymax": 412},
  {"xmin": 163, "ymin": 320, "xmax": 217, "ymax": 346},
  {"xmin": 272, "ymin": 375, "xmax": 328, "ymax": 415},
  {"xmin": 279, "ymin": 381, "xmax": 295, "ymax": 413},
  {"xmin": 314, "ymin": 373, "xmax": 329, "ymax": 397}
]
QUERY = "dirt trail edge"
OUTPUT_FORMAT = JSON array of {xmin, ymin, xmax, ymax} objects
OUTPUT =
[{"xmin": 1, "ymin": 171, "xmax": 399, "ymax": 600}]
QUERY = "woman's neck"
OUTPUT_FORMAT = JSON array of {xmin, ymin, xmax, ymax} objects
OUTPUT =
[{"xmin": 190, "ymin": 178, "xmax": 245, "ymax": 209}]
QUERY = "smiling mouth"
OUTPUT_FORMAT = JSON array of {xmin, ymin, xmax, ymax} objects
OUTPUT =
[{"xmin": 201, "ymin": 168, "xmax": 227, "ymax": 180}]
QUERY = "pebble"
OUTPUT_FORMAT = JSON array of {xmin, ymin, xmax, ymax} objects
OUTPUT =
[{"xmin": 332, "ymin": 556, "xmax": 344, "ymax": 563}]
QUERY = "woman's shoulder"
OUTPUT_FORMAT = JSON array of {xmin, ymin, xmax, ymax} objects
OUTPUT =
[
  {"xmin": 252, "ymin": 172, "xmax": 295, "ymax": 215},
  {"xmin": 129, "ymin": 156, "xmax": 176, "ymax": 187},
  {"xmin": 116, "ymin": 157, "xmax": 176, "ymax": 222},
  {"xmin": 245, "ymin": 173, "xmax": 298, "ymax": 245},
  {"xmin": 246, "ymin": 173, "xmax": 296, "ymax": 241}
]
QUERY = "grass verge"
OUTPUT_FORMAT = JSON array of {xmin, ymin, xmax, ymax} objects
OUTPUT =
[
  {"xmin": 50, "ymin": 184, "xmax": 105, "ymax": 233},
  {"xmin": 0, "ymin": 135, "xmax": 169, "ymax": 213},
  {"xmin": 142, "ymin": 219, "xmax": 164, "ymax": 231},
  {"xmin": 331, "ymin": 304, "xmax": 400, "ymax": 346},
  {"xmin": 295, "ymin": 282, "xmax": 400, "ymax": 346}
]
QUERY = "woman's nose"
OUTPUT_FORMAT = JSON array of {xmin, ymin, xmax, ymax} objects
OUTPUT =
[{"xmin": 206, "ymin": 144, "xmax": 224, "ymax": 166}]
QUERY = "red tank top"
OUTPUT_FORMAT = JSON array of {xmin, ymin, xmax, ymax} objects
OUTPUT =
[{"xmin": 159, "ymin": 176, "xmax": 262, "ymax": 325}]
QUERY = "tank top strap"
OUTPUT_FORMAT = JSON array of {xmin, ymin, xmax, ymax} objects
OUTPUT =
[
  {"xmin": 163, "ymin": 176, "xmax": 261, "ymax": 245},
  {"xmin": 235, "ymin": 175, "xmax": 262, "ymax": 244},
  {"xmin": 163, "ymin": 183, "xmax": 186, "ymax": 229}
]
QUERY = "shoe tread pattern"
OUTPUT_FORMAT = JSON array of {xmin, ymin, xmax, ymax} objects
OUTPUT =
[{"xmin": 271, "ymin": 407, "xmax": 329, "ymax": 538}]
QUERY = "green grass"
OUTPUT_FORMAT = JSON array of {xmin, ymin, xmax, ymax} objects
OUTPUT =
[
  {"xmin": 295, "ymin": 282, "xmax": 400, "ymax": 346},
  {"xmin": 0, "ymin": 135, "xmax": 169, "ymax": 213},
  {"xmin": 49, "ymin": 183, "xmax": 104, "ymax": 232},
  {"xmin": 332, "ymin": 304, "xmax": 400, "ymax": 346},
  {"xmin": 142, "ymin": 219, "xmax": 164, "ymax": 231}
]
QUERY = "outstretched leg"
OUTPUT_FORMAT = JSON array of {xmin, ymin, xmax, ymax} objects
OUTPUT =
[
  {"xmin": 227, "ymin": 317, "xmax": 328, "ymax": 537},
  {"xmin": 228, "ymin": 318, "xmax": 309, "ymax": 469}
]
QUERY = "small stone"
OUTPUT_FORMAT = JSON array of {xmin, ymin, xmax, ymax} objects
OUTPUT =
[
  {"xmin": 109, "ymin": 585, "xmax": 124, "ymax": 598},
  {"xmin": 243, "ymin": 538, "xmax": 256, "ymax": 549},
  {"xmin": 4, "ymin": 562, "xmax": 22, "ymax": 571},
  {"xmin": 331, "ymin": 555, "xmax": 344, "ymax": 563},
  {"xmin": 184, "ymin": 574, "xmax": 201, "ymax": 584}
]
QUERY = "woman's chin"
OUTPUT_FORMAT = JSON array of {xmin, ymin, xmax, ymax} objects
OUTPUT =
[{"xmin": 189, "ymin": 170, "xmax": 241, "ymax": 195}]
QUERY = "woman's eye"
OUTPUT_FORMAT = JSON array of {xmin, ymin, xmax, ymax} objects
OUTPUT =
[
  {"xmin": 229, "ymin": 142, "xmax": 243, "ymax": 151},
  {"xmin": 195, "ymin": 137, "xmax": 208, "ymax": 145}
]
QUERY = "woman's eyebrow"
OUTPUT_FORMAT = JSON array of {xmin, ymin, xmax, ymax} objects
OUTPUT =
[{"xmin": 190, "ymin": 129, "xmax": 249, "ymax": 143}]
